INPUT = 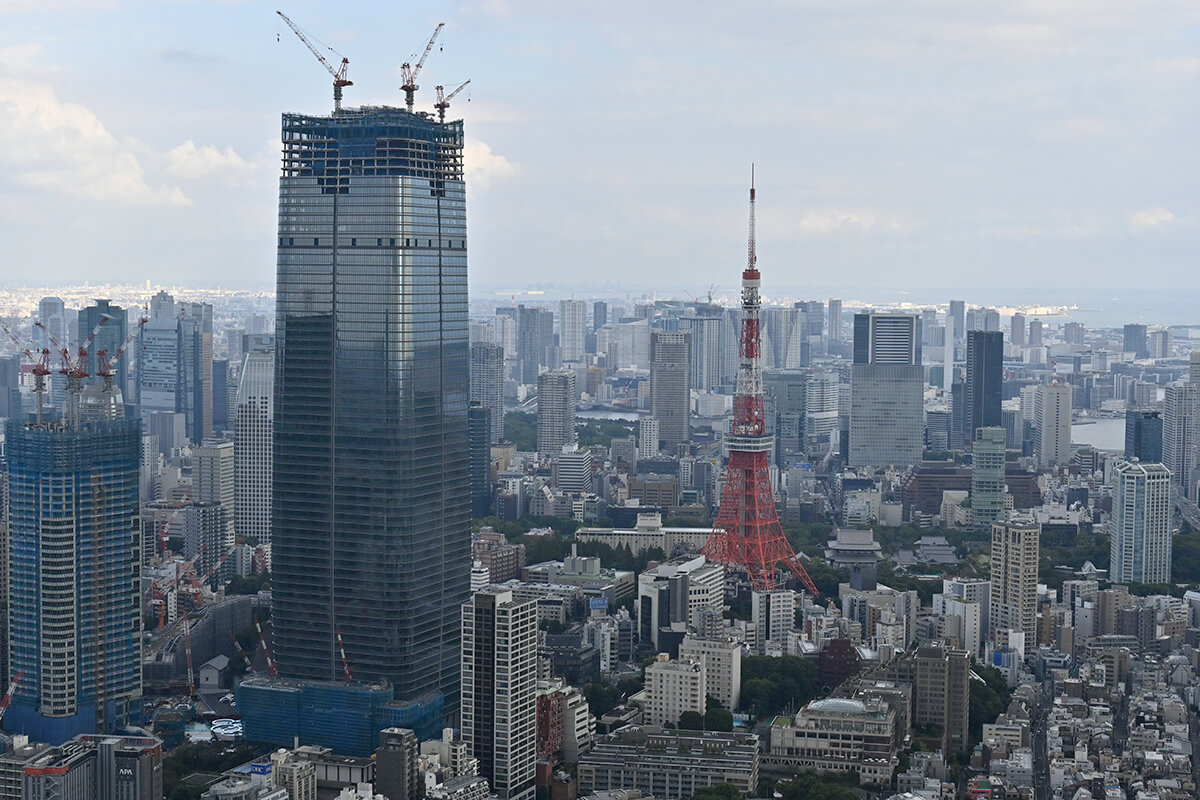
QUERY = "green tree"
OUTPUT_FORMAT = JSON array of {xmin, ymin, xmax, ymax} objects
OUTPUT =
[
  {"xmin": 703, "ymin": 705, "xmax": 734, "ymax": 732},
  {"xmin": 690, "ymin": 783, "xmax": 743, "ymax": 800},
  {"xmin": 678, "ymin": 710, "xmax": 705, "ymax": 730},
  {"xmin": 738, "ymin": 656, "xmax": 818, "ymax": 716},
  {"xmin": 968, "ymin": 665, "xmax": 1012, "ymax": 744}
]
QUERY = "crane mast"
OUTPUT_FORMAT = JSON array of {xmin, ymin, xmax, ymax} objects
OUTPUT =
[
  {"xmin": 277, "ymin": 10, "xmax": 353, "ymax": 112},
  {"xmin": 400, "ymin": 22, "xmax": 445, "ymax": 113},
  {"xmin": 434, "ymin": 79, "xmax": 470, "ymax": 122}
]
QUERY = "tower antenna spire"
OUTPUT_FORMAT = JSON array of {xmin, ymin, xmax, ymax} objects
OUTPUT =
[{"xmin": 702, "ymin": 170, "xmax": 819, "ymax": 596}]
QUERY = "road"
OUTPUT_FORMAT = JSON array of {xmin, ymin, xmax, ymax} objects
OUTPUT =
[
  {"xmin": 1175, "ymin": 495, "xmax": 1200, "ymax": 531},
  {"xmin": 1033, "ymin": 678, "xmax": 1052, "ymax": 800}
]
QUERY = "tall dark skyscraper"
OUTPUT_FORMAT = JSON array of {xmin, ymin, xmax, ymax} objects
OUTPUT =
[
  {"xmin": 470, "ymin": 342, "xmax": 504, "ymax": 445},
  {"xmin": 272, "ymin": 107, "xmax": 470, "ymax": 711},
  {"xmin": 964, "ymin": 330, "xmax": 1003, "ymax": 444},
  {"xmin": 80, "ymin": 299, "xmax": 128, "ymax": 401},
  {"xmin": 517, "ymin": 305, "xmax": 554, "ymax": 384},
  {"xmin": 592, "ymin": 301, "xmax": 608, "ymax": 331},
  {"xmin": 1125, "ymin": 409, "xmax": 1164, "ymax": 463},
  {"xmin": 1123, "ymin": 323, "xmax": 1149, "ymax": 359},
  {"xmin": 649, "ymin": 330, "xmax": 690, "ymax": 451}
]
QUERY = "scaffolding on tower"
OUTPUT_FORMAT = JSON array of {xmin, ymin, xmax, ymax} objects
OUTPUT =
[{"xmin": 701, "ymin": 171, "xmax": 819, "ymax": 596}]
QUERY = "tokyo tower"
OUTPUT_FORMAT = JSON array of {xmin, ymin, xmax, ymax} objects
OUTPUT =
[{"xmin": 701, "ymin": 173, "xmax": 820, "ymax": 596}]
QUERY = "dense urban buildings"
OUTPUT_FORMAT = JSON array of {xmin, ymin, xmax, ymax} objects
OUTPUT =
[{"xmin": 270, "ymin": 106, "xmax": 470, "ymax": 714}]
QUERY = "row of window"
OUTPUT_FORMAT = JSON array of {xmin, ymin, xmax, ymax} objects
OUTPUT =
[{"xmin": 279, "ymin": 237, "xmax": 466, "ymax": 249}]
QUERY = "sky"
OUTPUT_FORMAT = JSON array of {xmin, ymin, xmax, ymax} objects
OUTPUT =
[{"xmin": 0, "ymin": 0, "xmax": 1197, "ymax": 298}]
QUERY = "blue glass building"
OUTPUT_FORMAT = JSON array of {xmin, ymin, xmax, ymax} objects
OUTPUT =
[
  {"xmin": 271, "ymin": 106, "xmax": 470, "ymax": 712},
  {"xmin": 5, "ymin": 415, "xmax": 142, "ymax": 744}
]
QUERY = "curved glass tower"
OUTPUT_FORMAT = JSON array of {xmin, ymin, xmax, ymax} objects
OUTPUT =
[{"xmin": 272, "ymin": 106, "xmax": 470, "ymax": 709}]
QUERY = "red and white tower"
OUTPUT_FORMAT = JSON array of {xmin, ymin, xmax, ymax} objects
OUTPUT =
[{"xmin": 701, "ymin": 173, "xmax": 819, "ymax": 595}]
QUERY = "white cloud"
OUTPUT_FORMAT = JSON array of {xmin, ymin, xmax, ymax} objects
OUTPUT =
[
  {"xmin": 464, "ymin": 140, "xmax": 518, "ymax": 189},
  {"xmin": 796, "ymin": 209, "xmax": 898, "ymax": 235},
  {"xmin": 0, "ymin": 74, "xmax": 188, "ymax": 206},
  {"xmin": 166, "ymin": 141, "xmax": 256, "ymax": 183},
  {"xmin": 1127, "ymin": 208, "xmax": 1177, "ymax": 231}
]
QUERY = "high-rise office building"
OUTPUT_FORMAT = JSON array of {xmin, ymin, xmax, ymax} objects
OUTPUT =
[
  {"xmin": 680, "ymin": 315, "xmax": 727, "ymax": 392},
  {"xmin": 35, "ymin": 296, "xmax": 67, "ymax": 351},
  {"xmin": 1027, "ymin": 319, "xmax": 1043, "ymax": 348},
  {"xmin": 989, "ymin": 517, "xmax": 1040, "ymax": 654},
  {"xmin": 1125, "ymin": 410, "xmax": 1163, "ymax": 463},
  {"xmin": 1109, "ymin": 460, "xmax": 1172, "ymax": 585},
  {"xmin": 963, "ymin": 330, "xmax": 1003, "ymax": 445},
  {"xmin": 1009, "ymin": 313, "xmax": 1025, "ymax": 347},
  {"xmin": 1162, "ymin": 381, "xmax": 1198, "ymax": 493},
  {"xmin": 1063, "ymin": 322, "xmax": 1084, "ymax": 345},
  {"xmin": 948, "ymin": 300, "xmax": 964, "ymax": 348},
  {"xmin": 194, "ymin": 438, "xmax": 235, "ymax": 574},
  {"xmin": 138, "ymin": 294, "xmax": 213, "ymax": 443},
  {"xmin": 6, "ymin": 413, "xmax": 142, "ymax": 743},
  {"xmin": 650, "ymin": 330, "xmax": 690, "ymax": 451},
  {"xmin": 537, "ymin": 369, "xmax": 577, "ymax": 457},
  {"xmin": 462, "ymin": 588, "xmax": 537, "ymax": 800},
  {"xmin": 849, "ymin": 313, "xmax": 923, "ymax": 467},
  {"xmin": 971, "ymin": 427, "xmax": 1007, "ymax": 531},
  {"xmin": 592, "ymin": 301, "xmax": 608, "ymax": 332},
  {"xmin": 470, "ymin": 342, "xmax": 505, "ymax": 445},
  {"xmin": 0, "ymin": 353, "xmax": 21, "ymax": 419},
  {"xmin": 235, "ymin": 350, "xmax": 274, "ymax": 546},
  {"xmin": 1034, "ymin": 380, "xmax": 1072, "ymax": 469},
  {"xmin": 212, "ymin": 357, "xmax": 229, "ymax": 431},
  {"xmin": 517, "ymin": 306, "xmax": 554, "ymax": 384},
  {"xmin": 80, "ymin": 299, "xmax": 129, "ymax": 402},
  {"xmin": 805, "ymin": 372, "xmax": 839, "ymax": 443},
  {"xmin": 469, "ymin": 402, "xmax": 493, "ymax": 517},
  {"xmin": 827, "ymin": 298, "xmax": 843, "ymax": 342},
  {"xmin": 271, "ymin": 106, "xmax": 470, "ymax": 712},
  {"xmin": 1123, "ymin": 323, "xmax": 1149, "ymax": 359},
  {"xmin": 638, "ymin": 416, "xmax": 660, "ymax": 460},
  {"xmin": 965, "ymin": 307, "xmax": 1000, "ymax": 333},
  {"xmin": 560, "ymin": 300, "xmax": 586, "ymax": 363}
]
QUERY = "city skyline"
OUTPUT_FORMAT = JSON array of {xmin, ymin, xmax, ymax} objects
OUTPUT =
[{"xmin": 1, "ymin": 2, "xmax": 1197, "ymax": 294}]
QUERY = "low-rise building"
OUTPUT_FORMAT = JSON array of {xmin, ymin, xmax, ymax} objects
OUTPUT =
[
  {"xmin": 765, "ymin": 697, "xmax": 898, "ymax": 785},
  {"xmin": 578, "ymin": 727, "xmax": 759, "ymax": 798}
]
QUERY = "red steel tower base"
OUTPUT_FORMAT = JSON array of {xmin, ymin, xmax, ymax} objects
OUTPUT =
[{"xmin": 701, "ymin": 174, "xmax": 819, "ymax": 596}]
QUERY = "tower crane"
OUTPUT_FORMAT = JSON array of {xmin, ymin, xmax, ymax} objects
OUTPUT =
[
  {"xmin": 35, "ymin": 321, "xmax": 88, "ymax": 429},
  {"xmin": 434, "ymin": 79, "xmax": 470, "ymax": 122},
  {"xmin": 0, "ymin": 673, "xmax": 22, "ymax": 723},
  {"xmin": 400, "ymin": 22, "xmax": 445, "ymax": 113},
  {"xmin": 1, "ymin": 323, "xmax": 52, "ymax": 424},
  {"xmin": 276, "ymin": 10, "xmax": 353, "ymax": 112}
]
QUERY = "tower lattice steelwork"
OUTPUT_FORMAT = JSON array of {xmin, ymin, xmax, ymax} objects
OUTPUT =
[{"xmin": 702, "ymin": 175, "xmax": 819, "ymax": 595}]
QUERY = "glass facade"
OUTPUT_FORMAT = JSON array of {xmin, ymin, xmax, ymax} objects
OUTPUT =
[
  {"xmin": 272, "ymin": 107, "xmax": 470, "ymax": 710},
  {"xmin": 5, "ymin": 417, "xmax": 142, "ymax": 744}
]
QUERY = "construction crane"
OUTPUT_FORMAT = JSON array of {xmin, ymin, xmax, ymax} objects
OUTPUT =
[
  {"xmin": 254, "ymin": 614, "xmax": 279, "ymax": 678},
  {"xmin": 0, "ymin": 673, "xmax": 21, "ymax": 722},
  {"xmin": 400, "ymin": 22, "xmax": 444, "ymax": 113},
  {"xmin": 434, "ymin": 79, "xmax": 470, "ymax": 122},
  {"xmin": 276, "ymin": 10, "xmax": 353, "ymax": 112},
  {"xmin": 35, "ymin": 320, "xmax": 88, "ymax": 429},
  {"xmin": 336, "ymin": 630, "xmax": 353, "ymax": 682},
  {"xmin": 230, "ymin": 631, "xmax": 256, "ymax": 675},
  {"xmin": 1, "ymin": 323, "xmax": 52, "ymax": 424}
]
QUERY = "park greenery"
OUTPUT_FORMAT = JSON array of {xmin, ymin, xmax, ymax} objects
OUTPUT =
[
  {"xmin": 163, "ymin": 743, "xmax": 265, "ymax": 800},
  {"xmin": 739, "ymin": 655, "xmax": 819, "ymax": 716},
  {"xmin": 504, "ymin": 411, "xmax": 635, "ymax": 452},
  {"xmin": 969, "ymin": 665, "xmax": 1013, "ymax": 744}
]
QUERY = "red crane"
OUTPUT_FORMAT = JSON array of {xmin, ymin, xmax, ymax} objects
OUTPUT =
[
  {"xmin": 336, "ymin": 630, "xmax": 353, "ymax": 682},
  {"xmin": 277, "ymin": 10, "xmax": 353, "ymax": 112},
  {"xmin": 1, "ymin": 323, "xmax": 52, "ymax": 424},
  {"xmin": 400, "ymin": 22, "xmax": 444, "ymax": 113},
  {"xmin": 434, "ymin": 79, "xmax": 470, "ymax": 122},
  {"xmin": 0, "ymin": 672, "xmax": 22, "ymax": 722},
  {"xmin": 254, "ymin": 614, "xmax": 279, "ymax": 678},
  {"xmin": 701, "ymin": 171, "xmax": 819, "ymax": 596},
  {"xmin": 230, "ymin": 631, "xmax": 256, "ymax": 675}
]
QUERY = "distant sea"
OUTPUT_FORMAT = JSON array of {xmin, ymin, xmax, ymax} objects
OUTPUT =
[{"xmin": 1071, "ymin": 417, "xmax": 1126, "ymax": 452}]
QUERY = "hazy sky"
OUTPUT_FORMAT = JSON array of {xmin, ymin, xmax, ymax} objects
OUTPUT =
[{"xmin": 1, "ymin": 1, "xmax": 1197, "ymax": 295}]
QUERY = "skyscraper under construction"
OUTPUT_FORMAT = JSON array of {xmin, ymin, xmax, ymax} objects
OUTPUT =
[{"xmin": 270, "ymin": 106, "xmax": 470, "ymax": 716}]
